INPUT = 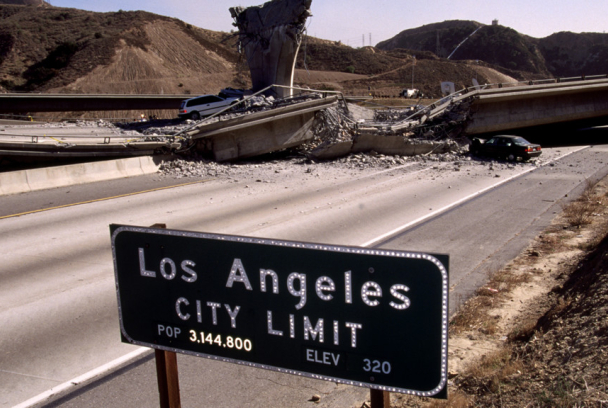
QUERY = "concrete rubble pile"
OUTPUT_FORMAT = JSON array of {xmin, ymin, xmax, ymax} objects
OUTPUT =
[
  {"xmin": 231, "ymin": 93, "xmax": 324, "ymax": 113},
  {"xmin": 373, "ymin": 107, "xmax": 422, "ymax": 123},
  {"xmin": 146, "ymin": 93, "xmax": 474, "ymax": 178},
  {"xmin": 413, "ymin": 97, "xmax": 473, "ymax": 140},
  {"xmin": 155, "ymin": 95, "xmax": 477, "ymax": 178},
  {"xmin": 158, "ymin": 156, "xmax": 233, "ymax": 179},
  {"xmin": 300, "ymin": 96, "xmax": 473, "ymax": 161}
]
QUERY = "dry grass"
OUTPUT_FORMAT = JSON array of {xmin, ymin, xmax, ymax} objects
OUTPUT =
[
  {"xmin": 533, "ymin": 375, "xmax": 608, "ymax": 408},
  {"xmin": 562, "ymin": 179, "xmax": 604, "ymax": 228},
  {"xmin": 534, "ymin": 232, "xmax": 566, "ymax": 254},
  {"xmin": 464, "ymin": 348, "xmax": 523, "ymax": 383},
  {"xmin": 449, "ymin": 268, "xmax": 532, "ymax": 335},
  {"xmin": 562, "ymin": 200, "xmax": 596, "ymax": 227}
]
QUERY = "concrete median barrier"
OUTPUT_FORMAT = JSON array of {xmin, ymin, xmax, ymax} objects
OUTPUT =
[{"xmin": 0, "ymin": 155, "xmax": 167, "ymax": 196}]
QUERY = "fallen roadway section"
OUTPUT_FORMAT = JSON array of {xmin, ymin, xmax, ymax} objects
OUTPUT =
[
  {"xmin": 0, "ymin": 125, "xmax": 180, "ymax": 159},
  {"xmin": 181, "ymin": 94, "xmax": 339, "ymax": 161},
  {"xmin": 1, "ymin": 76, "xmax": 608, "ymax": 164},
  {"xmin": 0, "ymin": 92, "xmax": 340, "ymax": 162}
]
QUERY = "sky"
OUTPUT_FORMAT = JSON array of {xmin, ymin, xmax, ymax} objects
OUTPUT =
[{"xmin": 49, "ymin": 0, "xmax": 607, "ymax": 47}]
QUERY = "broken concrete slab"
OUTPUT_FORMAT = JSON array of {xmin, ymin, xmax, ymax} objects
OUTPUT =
[
  {"xmin": 307, "ymin": 141, "xmax": 354, "ymax": 160},
  {"xmin": 188, "ymin": 96, "xmax": 338, "ymax": 161},
  {"xmin": 203, "ymin": 110, "xmax": 316, "ymax": 162}
]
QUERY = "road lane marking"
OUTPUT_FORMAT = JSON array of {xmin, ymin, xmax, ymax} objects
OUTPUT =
[
  {"xmin": 12, "ymin": 348, "xmax": 151, "ymax": 408},
  {"xmin": 0, "ymin": 180, "xmax": 210, "ymax": 220},
  {"xmin": 361, "ymin": 146, "xmax": 590, "ymax": 247}
]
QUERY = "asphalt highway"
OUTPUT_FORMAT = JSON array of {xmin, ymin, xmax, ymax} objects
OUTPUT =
[{"xmin": 2, "ymin": 145, "xmax": 608, "ymax": 407}]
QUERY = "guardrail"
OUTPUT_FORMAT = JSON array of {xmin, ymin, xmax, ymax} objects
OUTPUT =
[
  {"xmin": 456, "ymin": 74, "xmax": 608, "ymax": 94},
  {"xmin": 0, "ymin": 130, "xmax": 181, "ymax": 145}
]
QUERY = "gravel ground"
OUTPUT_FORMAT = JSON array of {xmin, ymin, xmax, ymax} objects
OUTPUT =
[{"xmin": 155, "ymin": 149, "xmax": 548, "ymax": 183}]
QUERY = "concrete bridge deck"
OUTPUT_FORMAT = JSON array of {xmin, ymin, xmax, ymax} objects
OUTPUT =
[
  {"xmin": 1, "ymin": 76, "xmax": 607, "ymax": 163},
  {"xmin": 0, "ymin": 94, "xmax": 186, "ymax": 113},
  {"xmin": 445, "ymin": 76, "xmax": 608, "ymax": 135},
  {"xmin": 0, "ymin": 94, "xmax": 338, "ymax": 162}
]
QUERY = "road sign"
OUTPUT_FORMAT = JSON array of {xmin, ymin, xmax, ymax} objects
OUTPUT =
[{"xmin": 110, "ymin": 225, "xmax": 449, "ymax": 397}]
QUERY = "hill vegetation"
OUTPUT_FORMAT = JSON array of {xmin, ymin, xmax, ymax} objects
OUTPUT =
[
  {"xmin": 377, "ymin": 20, "xmax": 608, "ymax": 79},
  {"xmin": 539, "ymin": 31, "xmax": 608, "ymax": 77}
]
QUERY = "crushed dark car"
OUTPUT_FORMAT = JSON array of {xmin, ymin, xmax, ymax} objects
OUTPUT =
[{"xmin": 470, "ymin": 135, "xmax": 542, "ymax": 161}]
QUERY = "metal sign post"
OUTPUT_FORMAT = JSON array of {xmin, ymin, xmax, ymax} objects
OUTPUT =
[
  {"xmin": 148, "ymin": 224, "xmax": 181, "ymax": 408},
  {"xmin": 111, "ymin": 224, "xmax": 449, "ymax": 400},
  {"xmin": 370, "ymin": 389, "xmax": 390, "ymax": 408}
]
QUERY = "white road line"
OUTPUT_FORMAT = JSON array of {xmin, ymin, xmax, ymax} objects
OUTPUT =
[
  {"xmin": 13, "ymin": 146, "xmax": 589, "ymax": 408},
  {"xmin": 12, "ymin": 348, "xmax": 150, "ymax": 408},
  {"xmin": 361, "ymin": 147, "xmax": 589, "ymax": 247}
]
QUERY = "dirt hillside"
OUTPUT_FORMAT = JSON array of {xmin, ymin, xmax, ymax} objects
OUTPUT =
[
  {"xmin": 2, "ymin": 4, "xmax": 606, "ymax": 109},
  {"xmin": 377, "ymin": 19, "xmax": 608, "ymax": 79},
  {"xmin": 57, "ymin": 20, "xmax": 238, "ymax": 95},
  {"xmin": 0, "ymin": 5, "xmax": 243, "ymax": 95},
  {"xmin": 0, "ymin": 0, "xmax": 46, "ymax": 5},
  {"xmin": 294, "ymin": 37, "xmax": 518, "ymax": 98}
]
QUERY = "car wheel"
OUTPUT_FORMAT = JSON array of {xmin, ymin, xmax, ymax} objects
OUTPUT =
[
  {"xmin": 507, "ymin": 154, "xmax": 515, "ymax": 161},
  {"xmin": 190, "ymin": 111, "xmax": 200, "ymax": 121}
]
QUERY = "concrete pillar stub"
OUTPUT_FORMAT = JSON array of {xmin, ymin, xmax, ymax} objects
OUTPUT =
[{"xmin": 230, "ymin": 0, "xmax": 312, "ymax": 98}]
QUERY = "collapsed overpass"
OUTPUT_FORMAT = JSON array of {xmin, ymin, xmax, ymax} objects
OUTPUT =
[
  {"xmin": 458, "ymin": 76, "xmax": 608, "ymax": 135},
  {"xmin": 1, "ymin": 76, "xmax": 608, "ymax": 163}
]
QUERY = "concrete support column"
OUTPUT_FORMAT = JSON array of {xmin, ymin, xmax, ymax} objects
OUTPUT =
[{"xmin": 230, "ymin": 0, "xmax": 312, "ymax": 98}]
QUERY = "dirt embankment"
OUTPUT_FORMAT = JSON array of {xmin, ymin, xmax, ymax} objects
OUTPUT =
[
  {"xmin": 53, "ymin": 20, "xmax": 239, "ymax": 96},
  {"xmin": 375, "ymin": 179, "xmax": 608, "ymax": 408}
]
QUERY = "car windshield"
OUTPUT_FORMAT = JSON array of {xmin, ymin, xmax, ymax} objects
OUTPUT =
[{"xmin": 511, "ymin": 137, "xmax": 531, "ymax": 146}]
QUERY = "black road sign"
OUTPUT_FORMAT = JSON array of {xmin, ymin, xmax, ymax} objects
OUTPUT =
[{"xmin": 110, "ymin": 225, "xmax": 449, "ymax": 397}]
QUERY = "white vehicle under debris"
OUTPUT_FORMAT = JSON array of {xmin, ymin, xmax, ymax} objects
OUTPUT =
[{"xmin": 178, "ymin": 94, "xmax": 240, "ymax": 121}]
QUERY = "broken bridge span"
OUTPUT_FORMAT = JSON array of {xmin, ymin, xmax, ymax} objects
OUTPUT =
[{"xmin": 460, "ymin": 76, "xmax": 608, "ymax": 135}]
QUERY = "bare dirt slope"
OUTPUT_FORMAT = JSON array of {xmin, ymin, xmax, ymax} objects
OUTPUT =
[
  {"xmin": 56, "ymin": 20, "xmax": 238, "ymax": 95},
  {"xmin": 332, "ymin": 59, "xmax": 518, "ymax": 97},
  {"xmin": 0, "ymin": 5, "xmax": 243, "ymax": 95},
  {"xmin": 293, "ymin": 69, "xmax": 368, "ymax": 90}
]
